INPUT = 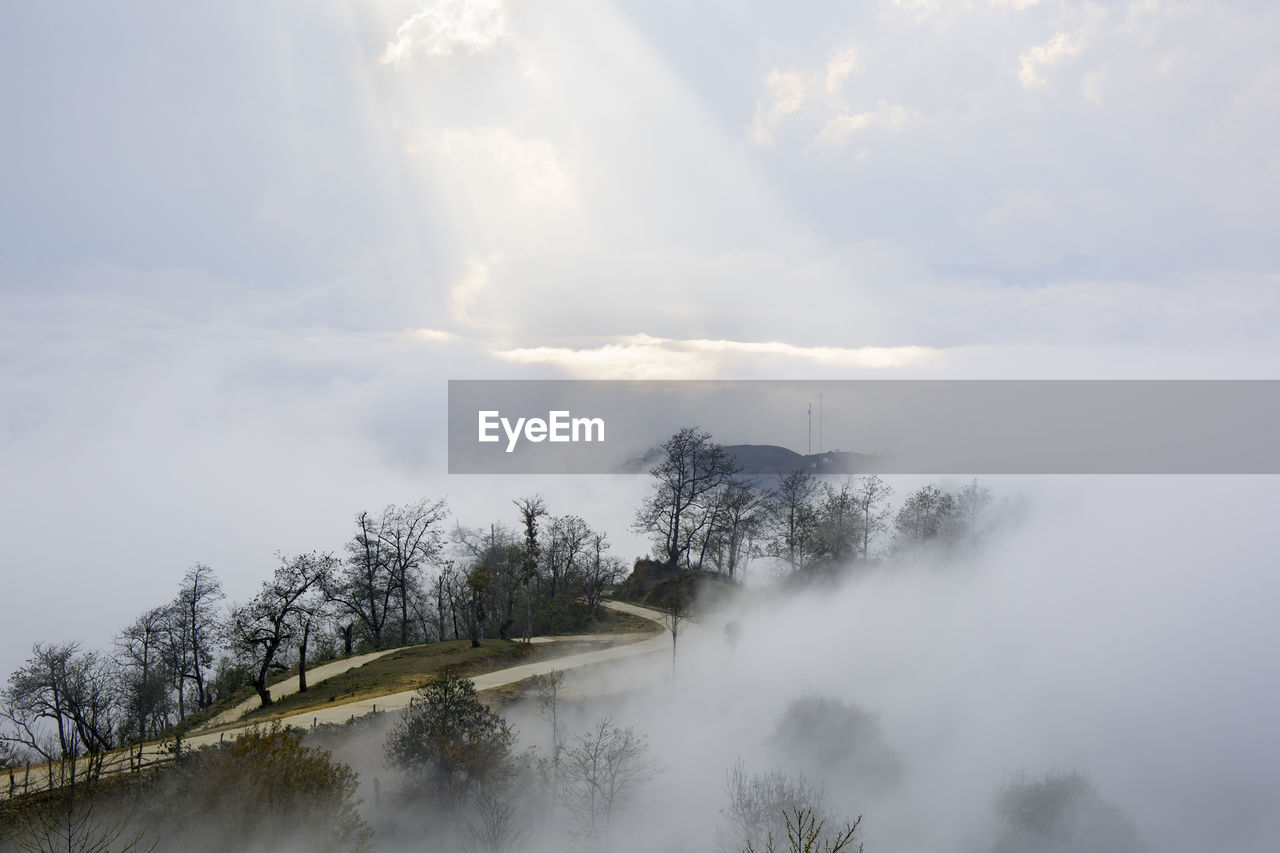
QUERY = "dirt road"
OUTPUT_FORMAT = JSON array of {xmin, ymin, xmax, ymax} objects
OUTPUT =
[{"xmin": 2, "ymin": 600, "xmax": 669, "ymax": 800}]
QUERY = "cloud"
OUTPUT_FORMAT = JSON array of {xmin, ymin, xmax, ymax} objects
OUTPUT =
[
  {"xmin": 748, "ymin": 44, "xmax": 915, "ymax": 150},
  {"xmin": 449, "ymin": 255, "xmax": 504, "ymax": 330},
  {"xmin": 817, "ymin": 100, "xmax": 919, "ymax": 145},
  {"xmin": 748, "ymin": 70, "xmax": 810, "ymax": 145},
  {"xmin": 381, "ymin": 0, "xmax": 507, "ymax": 65},
  {"xmin": 405, "ymin": 126, "xmax": 573, "ymax": 205},
  {"xmin": 494, "ymin": 334, "xmax": 939, "ymax": 379},
  {"xmin": 825, "ymin": 46, "xmax": 860, "ymax": 96},
  {"xmin": 1019, "ymin": 31, "xmax": 1085, "ymax": 88}
]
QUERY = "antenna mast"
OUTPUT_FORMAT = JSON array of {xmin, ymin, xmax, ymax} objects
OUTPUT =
[
  {"xmin": 819, "ymin": 393, "xmax": 823, "ymax": 454},
  {"xmin": 807, "ymin": 403, "xmax": 812, "ymax": 456}
]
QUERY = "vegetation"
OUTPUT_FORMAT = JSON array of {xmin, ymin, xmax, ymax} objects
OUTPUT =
[
  {"xmin": 992, "ymin": 771, "xmax": 1145, "ymax": 853},
  {"xmin": 557, "ymin": 719, "xmax": 654, "ymax": 846},
  {"xmin": 721, "ymin": 761, "xmax": 831, "ymax": 853},
  {"xmin": 241, "ymin": 639, "xmax": 530, "ymax": 723},
  {"xmin": 0, "ymin": 424, "xmax": 1021, "ymax": 853},
  {"xmin": 742, "ymin": 808, "xmax": 863, "ymax": 853},
  {"xmin": 384, "ymin": 668, "xmax": 518, "ymax": 806}
]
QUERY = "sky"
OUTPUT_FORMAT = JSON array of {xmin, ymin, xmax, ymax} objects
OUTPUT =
[{"xmin": 1, "ymin": 1, "xmax": 1278, "ymax": 724}]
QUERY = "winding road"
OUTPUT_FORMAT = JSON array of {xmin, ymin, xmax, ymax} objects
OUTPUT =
[{"xmin": 2, "ymin": 600, "xmax": 669, "ymax": 800}]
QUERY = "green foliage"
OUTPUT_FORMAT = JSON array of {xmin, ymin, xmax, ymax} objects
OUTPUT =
[{"xmin": 385, "ymin": 667, "xmax": 517, "ymax": 805}]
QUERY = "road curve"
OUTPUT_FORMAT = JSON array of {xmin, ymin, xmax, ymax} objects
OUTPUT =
[{"xmin": 2, "ymin": 600, "xmax": 668, "ymax": 800}]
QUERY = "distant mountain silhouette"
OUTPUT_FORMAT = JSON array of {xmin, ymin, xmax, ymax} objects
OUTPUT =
[{"xmin": 621, "ymin": 443, "xmax": 875, "ymax": 475}]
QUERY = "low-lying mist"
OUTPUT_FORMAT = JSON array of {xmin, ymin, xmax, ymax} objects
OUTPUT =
[
  {"xmin": 303, "ymin": 477, "xmax": 1279, "ymax": 853},
  {"xmin": 7, "ymin": 476, "xmax": 1273, "ymax": 853}
]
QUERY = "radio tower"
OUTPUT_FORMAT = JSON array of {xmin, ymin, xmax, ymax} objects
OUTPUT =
[{"xmin": 807, "ymin": 403, "xmax": 812, "ymax": 456}]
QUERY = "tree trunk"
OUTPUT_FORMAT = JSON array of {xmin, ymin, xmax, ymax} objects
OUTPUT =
[{"xmin": 298, "ymin": 622, "xmax": 310, "ymax": 693}]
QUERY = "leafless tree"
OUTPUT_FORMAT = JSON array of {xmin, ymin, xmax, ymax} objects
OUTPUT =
[
  {"xmin": 2, "ymin": 643, "xmax": 118, "ymax": 804},
  {"xmin": 433, "ymin": 561, "xmax": 463, "ymax": 641},
  {"xmin": 720, "ymin": 761, "xmax": 830, "ymax": 853},
  {"xmin": 951, "ymin": 478, "xmax": 995, "ymax": 554},
  {"xmin": 558, "ymin": 719, "xmax": 655, "ymax": 847},
  {"xmin": 742, "ymin": 808, "xmax": 862, "ymax": 853},
  {"xmin": 544, "ymin": 514, "xmax": 591, "ymax": 596},
  {"xmin": 450, "ymin": 517, "xmax": 519, "ymax": 637},
  {"xmin": 531, "ymin": 670, "xmax": 566, "ymax": 765},
  {"xmin": 514, "ymin": 496, "xmax": 547, "ymax": 643},
  {"xmin": 463, "ymin": 789, "xmax": 532, "ymax": 853},
  {"xmin": 228, "ymin": 552, "xmax": 333, "ymax": 707},
  {"xmin": 766, "ymin": 469, "xmax": 819, "ymax": 574},
  {"xmin": 11, "ymin": 793, "xmax": 154, "ymax": 853},
  {"xmin": 704, "ymin": 477, "xmax": 769, "ymax": 580},
  {"xmin": 2, "ymin": 644, "xmax": 117, "ymax": 769},
  {"xmin": 851, "ymin": 476, "xmax": 894, "ymax": 560},
  {"xmin": 893, "ymin": 483, "xmax": 957, "ymax": 554},
  {"xmin": 633, "ymin": 427, "xmax": 738, "ymax": 570},
  {"xmin": 115, "ymin": 606, "xmax": 172, "ymax": 751},
  {"xmin": 171, "ymin": 563, "xmax": 224, "ymax": 709},
  {"xmin": 659, "ymin": 575, "xmax": 690, "ymax": 674},
  {"xmin": 581, "ymin": 534, "xmax": 625, "ymax": 620},
  {"xmin": 327, "ymin": 510, "xmax": 397, "ymax": 649},
  {"xmin": 809, "ymin": 479, "xmax": 861, "ymax": 568},
  {"xmin": 379, "ymin": 498, "xmax": 450, "ymax": 646},
  {"xmin": 289, "ymin": 554, "xmax": 339, "ymax": 694}
]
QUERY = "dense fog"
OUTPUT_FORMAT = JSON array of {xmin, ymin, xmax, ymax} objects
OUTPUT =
[{"xmin": 153, "ymin": 474, "xmax": 1276, "ymax": 853}]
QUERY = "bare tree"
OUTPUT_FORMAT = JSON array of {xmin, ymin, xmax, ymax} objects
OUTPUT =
[
  {"xmin": 327, "ymin": 510, "xmax": 396, "ymax": 649},
  {"xmin": 705, "ymin": 478, "xmax": 768, "ymax": 580},
  {"xmin": 115, "ymin": 606, "xmax": 172, "ymax": 751},
  {"xmin": 951, "ymin": 478, "xmax": 995, "ymax": 554},
  {"xmin": 743, "ymin": 808, "xmax": 862, "ymax": 853},
  {"xmin": 531, "ymin": 670, "xmax": 566, "ymax": 765},
  {"xmin": 1, "ymin": 643, "xmax": 118, "ymax": 797},
  {"xmin": 633, "ymin": 427, "xmax": 738, "ymax": 570},
  {"xmin": 809, "ymin": 479, "xmax": 861, "ymax": 568},
  {"xmin": 432, "ymin": 561, "xmax": 462, "ymax": 641},
  {"xmin": 893, "ymin": 483, "xmax": 955, "ymax": 547},
  {"xmin": 11, "ymin": 792, "xmax": 154, "ymax": 853},
  {"xmin": 721, "ymin": 761, "xmax": 829, "ymax": 853},
  {"xmin": 157, "ymin": 603, "xmax": 194, "ymax": 722},
  {"xmin": 581, "ymin": 533, "xmax": 625, "ymax": 621},
  {"xmin": 851, "ymin": 476, "xmax": 893, "ymax": 560},
  {"xmin": 514, "ymin": 496, "xmax": 547, "ymax": 643},
  {"xmin": 658, "ymin": 573, "xmax": 690, "ymax": 674},
  {"xmin": 228, "ymin": 552, "xmax": 333, "ymax": 707},
  {"xmin": 558, "ymin": 719, "xmax": 655, "ymax": 846},
  {"xmin": 766, "ymin": 469, "xmax": 819, "ymax": 575},
  {"xmin": 171, "ymin": 563, "xmax": 224, "ymax": 709},
  {"xmin": 290, "ymin": 554, "xmax": 339, "ymax": 694},
  {"xmin": 544, "ymin": 514, "xmax": 591, "ymax": 596},
  {"xmin": 379, "ymin": 498, "xmax": 450, "ymax": 646},
  {"xmin": 463, "ymin": 789, "xmax": 532, "ymax": 853}
]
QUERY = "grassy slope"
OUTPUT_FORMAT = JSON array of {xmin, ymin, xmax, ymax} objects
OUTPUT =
[{"xmin": 231, "ymin": 606, "xmax": 655, "ymax": 725}]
